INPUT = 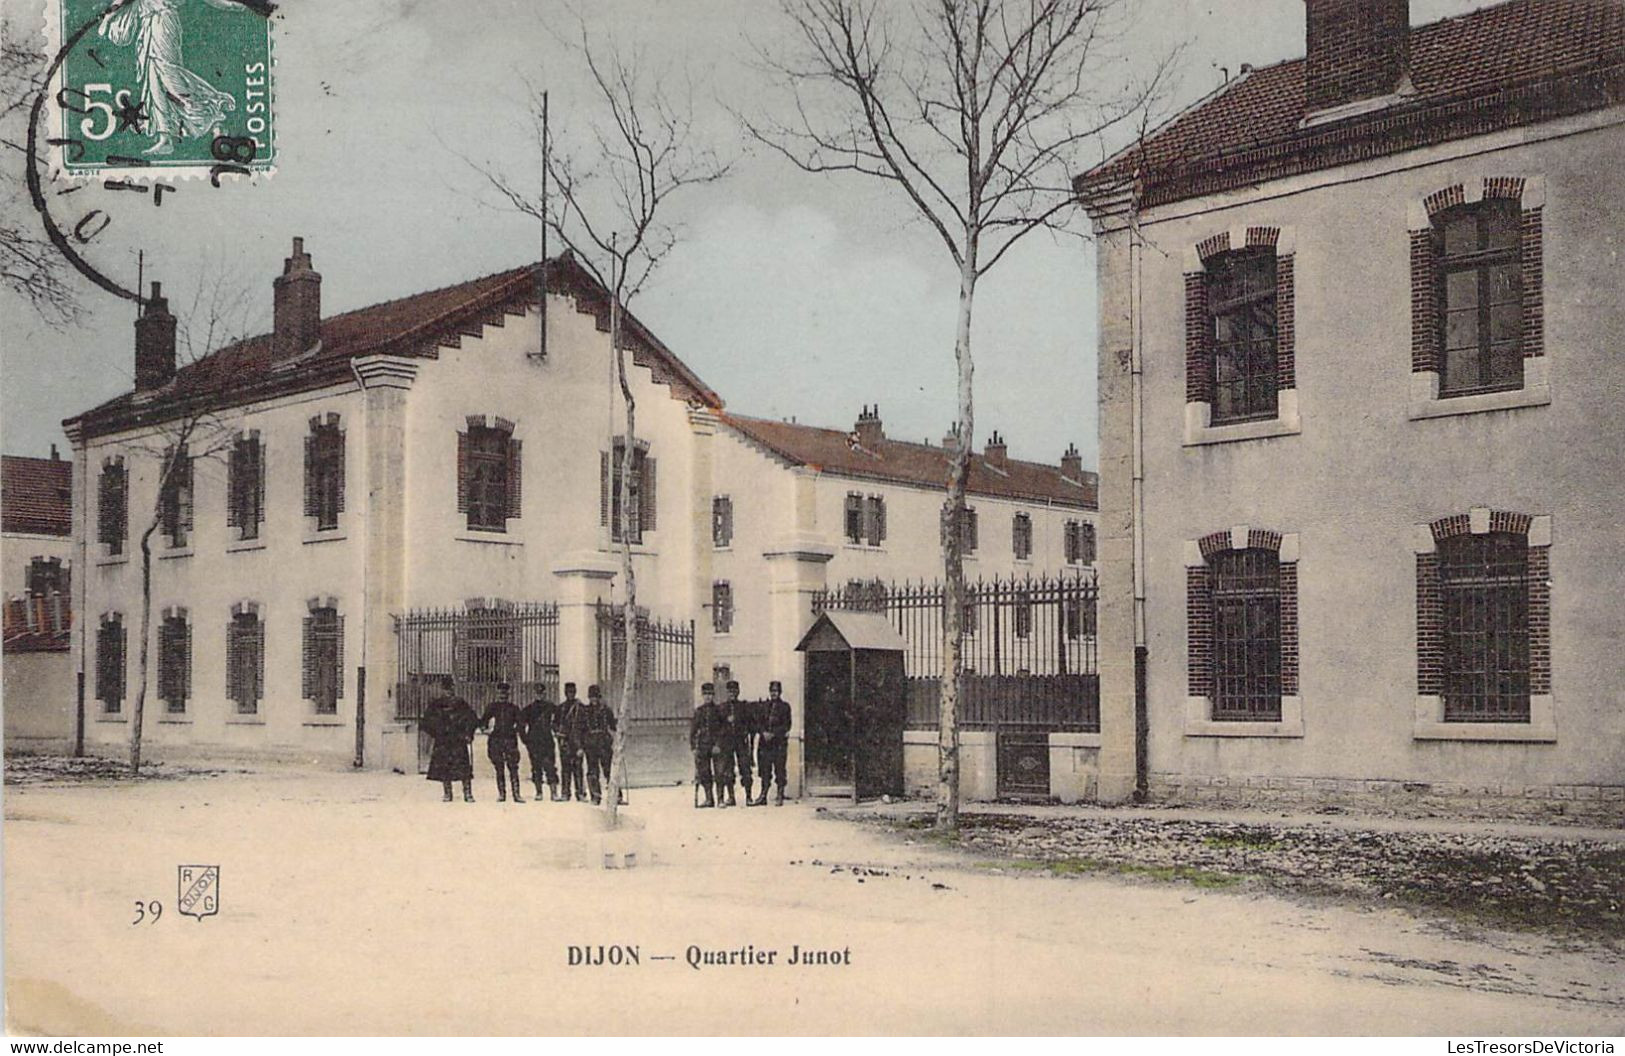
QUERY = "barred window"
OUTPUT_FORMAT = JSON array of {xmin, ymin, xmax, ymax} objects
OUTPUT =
[
  {"xmin": 1207, "ymin": 248, "xmax": 1278, "ymax": 424},
  {"xmin": 1012, "ymin": 513, "xmax": 1032, "ymax": 560},
  {"xmin": 158, "ymin": 613, "xmax": 191, "ymax": 714},
  {"xmin": 96, "ymin": 615, "xmax": 126, "ymax": 712},
  {"xmin": 227, "ymin": 434, "xmax": 265, "ymax": 540},
  {"xmin": 159, "ymin": 444, "xmax": 193, "ymax": 548},
  {"xmin": 1436, "ymin": 201, "xmax": 1522, "ymax": 397},
  {"xmin": 1210, "ymin": 548, "xmax": 1282, "ymax": 720},
  {"xmin": 1064, "ymin": 520, "xmax": 1095, "ymax": 564},
  {"xmin": 713, "ymin": 495, "xmax": 734, "ymax": 548},
  {"xmin": 27, "ymin": 557, "xmax": 67, "ymax": 597},
  {"xmin": 98, "ymin": 459, "xmax": 128, "ymax": 555},
  {"xmin": 600, "ymin": 440, "xmax": 655, "ymax": 544},
  {"xmin": 302, "ymin": 606, "xmax": 344, "ymax": 715},
  {"xmin": 1440, "ymin": 533, "xmax": 1530, "ymax": 721},
  {"xmin": 226, "ymin": 610, "xmax": 265, "ymax": 715},
  {"xmin": 304, "ymin": 418, "xmax": 345, "ymax": 531},
  {"xmin": 459, "ymin": 423, "xmax": 520, "ymax": 532},
  {"xmin": 712, "ymin": 581, "xmax": 734, "ymax": 634}
]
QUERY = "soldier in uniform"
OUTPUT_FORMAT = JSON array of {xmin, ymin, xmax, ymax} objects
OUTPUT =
[
  {"xmin": 575, "ymin": 684, "xmax": 619, "ymax": 805},
  {"xmin": 755, "ymin": 680, "xmax": 792, "ymax": 805},
  {"xmin": 478, "ymin": 681, "xmax": 525, "ymax": 803},
  {"xmin": 722, "ymin": 681, "xmax": 760, "ymax": 807},
  {"xmin": 714, "ymin": 681, "xmax": 744, "ymax": 808},
  {"xmin": 555, "ymin": 682, "xmax": 587, "ymax": 802},
  {"xmin": 423, "ymin": 676, "xmax": 478, "ymax": 802},
  {"xmin": 689, "ymin": 682, "xmax": 721, "ymax": 808},
  {"xmin": 519, "ymin": 688, "xmax": 560, "ymax": 801}
]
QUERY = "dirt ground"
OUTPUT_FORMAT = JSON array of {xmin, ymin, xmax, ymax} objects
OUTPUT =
[{"xmin": 4, "ymin": 761, "xmax": 1623, "ymax": 1036}]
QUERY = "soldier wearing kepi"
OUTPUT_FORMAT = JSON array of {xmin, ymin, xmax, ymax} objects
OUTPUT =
[
  {"xmin": 423, "ymin": 675, "xmax": 478, "ymax": 802},
  {"xmin": 575, "ymin": 684, "xmax": 619, "ymax": 805},
  {"xmin": 722, "ymin": 681, "xmax": 760, "ymax": 807},
  {"xmin": 555, "ymin": 683, "xmax": 587, "ymax": 802},
  {"xmin": 519, "ymin": 688, "xmax": 561, "ymax": 802},
  {"xmin": 479, "ymin": 682, "xmax": 525, "ymax": 803},
  {"xmin": 755, "ymin": 680, "xmax": 793, "ymax": 805},
  {"xmin": 689, "ymin": 682, "xmax": 721, "ymax": 808},
  {"xmin": 714, "ymin": 681, "xmax": 744, "ymax": 808}
]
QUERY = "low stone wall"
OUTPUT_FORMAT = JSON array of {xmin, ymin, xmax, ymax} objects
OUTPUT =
[
  {"xmin": 1150, "ymin": 772, "xmax": 1625, "ymax": 824},
  {"xmin": 905, "ymin": 729, "xmax": 1101, "ymax": 803}
]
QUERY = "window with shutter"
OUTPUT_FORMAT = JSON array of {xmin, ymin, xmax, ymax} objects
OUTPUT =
[
  {"xmin": 1079, "ymin": 522, "xmax": 1096, "ymax": 563},
  {"xmin": 1012, "ymin": 513, "xmax": 1033, "ymax": 560},
  {"xmin": 605, "ymin": 439, "xmax": 649, "ymax": 544},
  {"xmin": 863, "ymin": 495, "xmax": 886, "ymax": 547},
  {"xmin": 227, "ymin": 610, "xmax": 265, "ymax": 714},
  {"xmin": 712, "ymin": 496, "xmax": 733, "ymax": 548},
  {"xmin": 98, "ymin": 459, "xmax": 128, "ymax": 555},
  {"xmin": 305, "ymin": 418, "xmax": 344, "ymax": 530},
  {"xmin": 159, "ymin": 445, "xmax": 193, "ymax": 548},
  {"xmin": 97, "ymin": 615, "xmax": 125, "ymax": 712},
  {"xmin": 463, "ymin": 424, "xmax": 511, "ymax": 532},
  {"xmin": 1015, "ymin": 590, "xmax": 1033, "ymax": 639},
  {"xmin": 303, "ymin": 607, "xmax": 343, "ymax": 715},
  {"xmin": 158, "ymin": 614, "xmax": 190, "ymax": 713},
  {"xmin": 228, "ymin": 435, "xmax": 264, "ymax": 540},
  {"xmin": 959, "ymin": 506, "xmax": 978, "ymax": 554},
  {"xmin": 844, "ymin": 493, "xmax": 863, "ymax": 544},
  {"xmin": 712, "ymin": 581, "xmax": 733, "ymax": 634}
]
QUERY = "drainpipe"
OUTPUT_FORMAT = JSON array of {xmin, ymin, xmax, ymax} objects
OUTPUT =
[
  {"xmin": 349, "ymin": 357, "xmax": 370, "ymax": 768},
  {"xmin": 1129, "ymin": 211, "xmax": 1149, "ymax": 800}
]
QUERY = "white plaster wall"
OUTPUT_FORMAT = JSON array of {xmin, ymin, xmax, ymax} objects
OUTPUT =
[
  {"xmin": 1125, "ymin": 116, "xmax": 1625, "ymax": 788},
  {"xmin": 3, "ymin": 649, "xmax": 74, "ymax": 746}
]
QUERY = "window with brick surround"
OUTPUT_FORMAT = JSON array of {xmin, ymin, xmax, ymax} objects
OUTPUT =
[
  {"xmin": 158, "ymin": 444, "xmax": 193, "ymax": 549},
  {"xmin": 227, "ymin": 433, "xmax": 265, "ymax": 540},
  {"xmin": 1415, "ymin": 511, "xmax": 1547, "ymax": 727},
  {"xmin": 712, "ymin": 581, "xmax": 733, "ymax": 634},
  {"xmin": 713, "ymin": 495, "xmax": 733, "ymax": 548},
  {"xmin": 97, "ymin": 458, "xmax": 128, "ymax": 555},
  {"xmin": 226, "ymin": 607, "xmax": 265, "ymax": 715},
  {"xmin": 304, "ymin": 415, "xmax": 345, "ymax": 531},
  {"xmin": 302, "ymin": 605, "xmax": 343, "ymax": 715},
  {"xmin": 1409, "ymin": 179, "xmax": 1545, "ymax": 414},
  {"xmin": 457, "ymin": 417, "xmax": 520, "ymax": 532},
  {"xmin": 600, "ymin": 439, "xmax": 654, "ymax": 544},
  {"xmin": 1207, "ymin": 248, "xmax": 1278, "ymax": 423},
  {"xmin": 158, "ymin": 611, "xmax": 190, "ymax": 714},
  {"xmin": 96, "ymin": 614, "xmax": 126, "ymax": 713},
  {"xmin": 1187, "ymin": 529, "xmax": 1300, "ymax": 727},
  {"xmin": 1012, "ymin": 513, "xmax": 1032, "ymax": 560}
]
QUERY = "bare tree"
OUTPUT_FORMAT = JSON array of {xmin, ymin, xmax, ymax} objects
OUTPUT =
[
  {"xmin": 124, "ymin": 276, "xmax": 252, "ymax": 773},
  {"xmin": 745, "ymin": 0, "xmax": 1171, "ymax": 829},
  {"xmin": 1, "ymin": 30, "xmax": 82, "ymax": 325},
  {"xmin": 468, "ymin": 19, "xmax": 729, "ymax": 824}
]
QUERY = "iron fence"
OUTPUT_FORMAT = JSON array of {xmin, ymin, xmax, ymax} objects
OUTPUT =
[
  {"xmin": 595, "ymin": 603, "xmax": 695, "ymax": 722},
  {"xmin": 394, "ymin": 602, "xmax": 559, "ymax": 719}
]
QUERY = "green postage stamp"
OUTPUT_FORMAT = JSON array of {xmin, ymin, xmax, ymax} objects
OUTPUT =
[{"xmin": 52, "ymin": 0, "xmax": 275, "ymax": 177}]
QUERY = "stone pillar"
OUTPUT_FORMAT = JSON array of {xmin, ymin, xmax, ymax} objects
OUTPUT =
[
  {"xmin": 762, "ymin": 529, "xmax": 834, "ymax": 797},
  {"xmin": 353, "ymin": 355, "xmax": 416, "ymax": 770},
  {"xmin": 552, "ymin": 554, "xmax": 619, "ymax": 697},
  {"xmin": 688, "ymin": 408, "xmax": 718, "ymax": 695}
]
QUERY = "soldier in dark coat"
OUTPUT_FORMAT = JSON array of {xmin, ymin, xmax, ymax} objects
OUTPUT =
[
  {"xmin": 722, "ymin": 681, "xmax": 759, "ymax": 807},
  {"xmin": 755, "ymin": 680, "xmax": 792, "ymax": 805},
  {"xmin": 689, "ymin": 682, "xmax": 721, "ymax": 808},
  {"xmin": 714, "ymin": 682, "xmax": 744, "ymax": 808},
  {"xmin": 479, "ymin": 682, "xmax": 525, "ymax": 803},
  {"xmin": 574, "ymin": 684, "xmax": 618, "ymax": 805},
  {"xmin": 519, "ymin": 689, "xmax": 561, "ymax": 801},
  {"xmin": 423, "ymin": 678, "xmax": 478, "ymax": 802},
  {"xmin": 555, "ymin": 683, "xmax": 587, "ymax": 802}
]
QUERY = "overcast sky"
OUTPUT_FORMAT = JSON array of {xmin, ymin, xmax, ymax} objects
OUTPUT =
[{"xmin": 0, "ymin": 0, "xmax": 1483, "ymax": 468}]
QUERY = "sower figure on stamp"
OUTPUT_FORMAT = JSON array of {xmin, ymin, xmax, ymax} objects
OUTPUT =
[
  {"xmin": 689, "ymin": 682, "xmax": 721, "ymax": 808},
  {"xmin": 576, "ymin": 684, "xmax": 619, "ymax": 805},
  {"xmin": 714, "ymin": 682, "xmax": 743, "ymax": 808},
  {"xmin": 423, "ymin": 676, "xmax": 478, "ymax": 803},
  {"xmin": 479, "ymin": 682, "xmax": 525, "ymax": 803},
  {"xmin": 723, "ymin": 681, "xmax": 759, "ymax": 807},
  {"xmin": 556, "ymin": 683, "xmax": 587, "ymax": 802},
  {"xmin": 755, "ymin": 680, "xmax": 792, "ymax": 806},
  {"xmin": 519, "ymin": 689, "xmax": 561, "ymax": 802}
]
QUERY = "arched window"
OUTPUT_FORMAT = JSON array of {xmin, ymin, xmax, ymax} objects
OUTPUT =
[{"xmin": 1434, "ymin": 200, "xmax": 1523, "ymax": 395}]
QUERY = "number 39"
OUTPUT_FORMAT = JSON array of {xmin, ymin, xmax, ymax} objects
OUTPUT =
[
  {"xmin": 131, "ymin": 900, "xmax": 161, "ymax": 925},
  {"xmin": 74, "ymin": 84, "xmax": 134, "ymax": 142}
]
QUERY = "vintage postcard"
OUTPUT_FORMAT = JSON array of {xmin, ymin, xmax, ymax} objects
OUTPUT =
[{"xmin": 2, "ymin": 0, "xmax": 1621, "ymax": 1040}]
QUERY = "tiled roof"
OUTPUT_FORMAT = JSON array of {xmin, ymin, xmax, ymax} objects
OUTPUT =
[
  {"xmin": 1, "ymin": 455, "xmax": 73, "ymax": 536},
  {"xmin": 722, "ymin": 414, "xmax": 1097, "ymax": 509},
  {"xmin": 65, "ymin": 254, "xmax": 722, "ymax": 440},
  {"xmin": 1077, "ymin": 0, "xmax": 1625, "ymax": 210}
]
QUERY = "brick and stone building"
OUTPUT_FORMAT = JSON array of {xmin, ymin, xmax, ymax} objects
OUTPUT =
[
  {"xmin": 63, "ymin": 240, "xmax": 1095, "ymax": 787},
  {"xmin": 1076, "ymin": 0, "xmax": 1623, "ymax": 815},
  {"xmin": 2, "ymin": 451, "xmax": 75, "ymax": 750}
]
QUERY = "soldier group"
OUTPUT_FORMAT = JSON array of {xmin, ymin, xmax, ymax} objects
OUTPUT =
[
  {"xmin": 689, "ymin": 679, "xmax": 792, "ymax": 808},
  {"xmin": 420, "ymin": 678, "xmax": 618, "ymax": 804}
]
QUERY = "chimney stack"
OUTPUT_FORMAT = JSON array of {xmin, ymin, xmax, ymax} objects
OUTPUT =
[
  {"xmin": 942, "ymin": 422, "xmax": 962, "ymax": 451},
  {"xmin": 1060, "ymin": 443, "xmax": 1083, "ymax": 480},
  {"xmin": 1303, "ymin": 0, "xmax": 1410, "ymax": 115},
  {"xmin": 854, "ymin": 404, "xmax": 884, "ymax": 447},
  {"xmin": 134, "ymin": 281, "xmax": 177, "ymax": 390},
  {"xmin": 984, "ymin": 430, "xmax": 1008, "ymax": 470},
  {"xmin": 273, "ymin": 236, "xmax": 322, "ymax": 358}
]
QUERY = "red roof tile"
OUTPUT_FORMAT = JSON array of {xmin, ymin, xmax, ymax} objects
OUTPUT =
[
  {"xmin": 722, "ymin": 414, "xmax": 1096, "ymax": 509},
  {"xmin": 66, "ymin": 254, "xmax": 722, "ymax": 440},
  {"xmin": 1, "ymin": 455, "xmax": 72, "ymax": 536},
  {"xmin": 1078, "ymin": 0, "xmax": 1625, "ymax": 209}
]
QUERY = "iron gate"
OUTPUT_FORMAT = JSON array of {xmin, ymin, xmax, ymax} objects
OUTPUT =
[
  {"xmin": 595, "ymin": 603, "xmax": 694, "ymax": 787},
  {"xmin": 394, "ymin": 603, "xmax": 559, "ymax": 771}
]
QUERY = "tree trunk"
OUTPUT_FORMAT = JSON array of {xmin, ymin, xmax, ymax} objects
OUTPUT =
[
  {"xmin": 605, "ymin": 272, "xmax": 636, "ymax": 827},
  {"xmin": 937, "ymin": 252, "xmax": 977, "ymax": 831},
  {"xmin": 130, "ymin": 520, "xmax": 158, "ymax": 775}
]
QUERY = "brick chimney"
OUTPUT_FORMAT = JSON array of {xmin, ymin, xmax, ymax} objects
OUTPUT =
[
  {"xmin": 273, "ymin": 236, "xmax": 322, "ymax": 358},
  {"xmin": 941, "ymin": 422, "xmax": 962, "ymax": 451},
  {"xmin": 1060, "ymin": 443, "xmax": 1083, "ymax": 480},
  {"xmin": 1303, "ymin": 0, "xmax": 1410, "ymax": 115},
  {"xmin": 134, "ymin": 281, "xmax": 176, "ymax": 390},
  {"xmin": 854, "ymin": 405, "xmax": 884, "ymax": 447},
  {"xmin": 984, "ymin": 430, "xmax": 1008, "ymax": 470}
]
